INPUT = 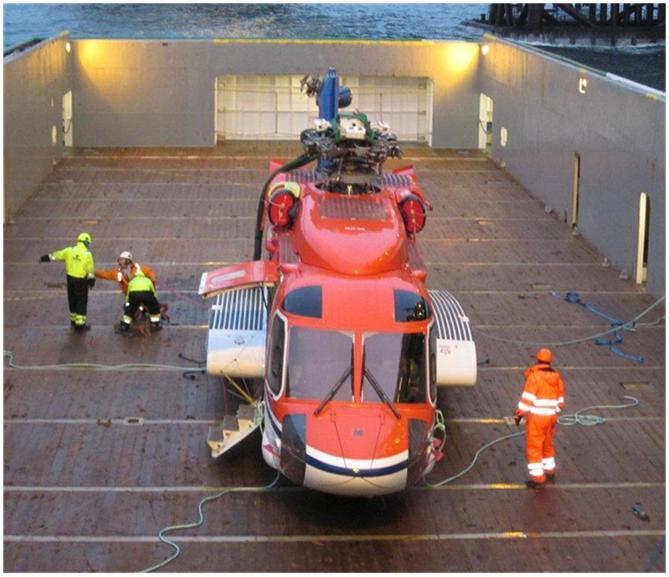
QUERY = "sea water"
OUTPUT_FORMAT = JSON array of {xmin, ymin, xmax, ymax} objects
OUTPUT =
[
  {"xmin": 3, "ymin": 3, "xmax": 488, "ymax": 48},
  {"xmin": 4, "ymin": 3, "xmax": 664, "ymax": 90}
]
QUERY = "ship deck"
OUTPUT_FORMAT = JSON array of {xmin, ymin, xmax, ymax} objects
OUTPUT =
[{"xmin": 3, "ymin": 143, "xmax": 665, "ymax": 572}]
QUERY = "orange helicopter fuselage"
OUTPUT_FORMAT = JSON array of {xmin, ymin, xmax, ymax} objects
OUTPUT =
[{"xmin": 260, "ymin": 164, "xmax": 439, "ymax": 496}]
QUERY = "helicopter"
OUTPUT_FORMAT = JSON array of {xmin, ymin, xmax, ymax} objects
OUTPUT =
[{"xmin": 198, "ymin": 68, "xmax": 476, "ymax": 497}]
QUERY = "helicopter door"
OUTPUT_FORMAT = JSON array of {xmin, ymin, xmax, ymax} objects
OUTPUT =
[
  {"xmin": 199, "ymin": 261, "xmax": 278, "ymax": 377},
  {"xmin": 199, "ymin": 261, "xmax": 278, "ymax": 298}
]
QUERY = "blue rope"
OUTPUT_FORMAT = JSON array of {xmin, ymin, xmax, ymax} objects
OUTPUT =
[
  {"xmin": 561, "ymin": 292, "xmax": 644, "ymax": 364},
  {"xmin": 584, "ymin": 303, "xmax": 626, "ymax": 327},
  {"xmin": 609, "ymin": 345, "xmax": 644, "ymax": 363},
  {"xmin": 594, "ymin": 331, "xmax": 623, "ymax": 346}
]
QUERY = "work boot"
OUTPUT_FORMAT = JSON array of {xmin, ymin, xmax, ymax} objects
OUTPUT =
[
  {"xmin": 525, "ymin": 479, "xmax": 545, "ymax": 489},
  {"xmin": 150, "ymin": 322, "xmax": 163, "ymax": 332},
  {"xmin": 74, "ymin": 324, "xmax": 91, "ymax": 332},
  {"xmin": 545, "ymin": 472, "xmax": 556, "ymax": 483},
  {"xmin": 116, "ymin": 321, "xmax": 130, "ymax": 334}
]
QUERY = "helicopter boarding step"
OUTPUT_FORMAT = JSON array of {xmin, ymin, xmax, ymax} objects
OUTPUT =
[{"xmin": 207, "ymin": 403, "xmax": 262, "ymax": 458}]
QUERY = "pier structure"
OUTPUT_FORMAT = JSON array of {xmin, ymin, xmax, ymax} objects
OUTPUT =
[{"xmin": 469, "ymin": 3, "xmax": 665, "ymax": 45}]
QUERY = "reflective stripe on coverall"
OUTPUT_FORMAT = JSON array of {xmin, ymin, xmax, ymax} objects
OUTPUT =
[{"xmin": 516, "ymin": 363, "xmax": 566, "ymax": 482}]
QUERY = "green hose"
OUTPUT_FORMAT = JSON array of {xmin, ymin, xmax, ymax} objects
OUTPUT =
[
  {"xmin": 557, "ymin": 395, "xmax": 640, "ymax": 426},
  {"xmin": 424, "ymin": 395, "xmax": 640, "ymax": 488},
  {"xmin": 142, "ymin": 473, "xmax": 281, "ymax": 573},
  {"xmin": 424, "ymin": 430, "xmax": 525, "ymax": 488},
  {"xmin": 3, "ymin": 350, "xmax": 205, "ymax": 373}
]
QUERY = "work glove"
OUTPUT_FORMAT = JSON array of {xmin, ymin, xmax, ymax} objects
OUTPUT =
[
  {"xmin": 88, "ymin": 277, "xmax": 96, "ymax": 288},
  {"xmin": 39, "ymin": 254, "xmax": 50, "ymax": 263},
  {"xmin": 514, "ymin": 413, "xmax": 523, "ymax": 426}
]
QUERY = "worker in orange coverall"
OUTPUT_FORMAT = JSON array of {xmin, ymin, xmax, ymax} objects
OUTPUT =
[
  {"xmin": 95, "ymin": 251, "xmax": 156, "ymax": 295},
  {"xmin": 96, "ymin": 251, "xmax": 165, "ymax": 325},
  {"xmin": 514, "ymin": 348, "xmax": 566, "ymax": 488}
]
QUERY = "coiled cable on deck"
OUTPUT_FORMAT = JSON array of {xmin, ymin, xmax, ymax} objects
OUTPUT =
[
  {"xmin": 557, "ymin": 395, "xmax": 640, "ymax": 426},
  {"xmin": 141, "ymin": 473, "xmax": 281, "ymax": 573}
]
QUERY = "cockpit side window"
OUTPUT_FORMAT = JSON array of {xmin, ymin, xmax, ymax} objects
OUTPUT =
[
  {"xmin": 266, "ymin": 314, "xmax": 286, "ymax": 396},
  {"xmin": 282, "ymin": 286, "xmax": 322, "ymax": 318},
  {"xmin": 394, "ymin": 290, "xmax": 431, "ymax": 322}
]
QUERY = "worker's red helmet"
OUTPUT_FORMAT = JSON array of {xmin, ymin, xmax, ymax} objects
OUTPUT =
[{"xmin": 535, "ymin": 348, "xmax": 552, "ymax": 364}]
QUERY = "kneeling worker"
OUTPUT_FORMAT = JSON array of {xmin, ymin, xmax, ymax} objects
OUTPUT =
[
  {"xmin": 40, "ymin": 232, "xmax": 95, "ymax": 331},
  {"xmin": 119, "ymin": 264, "xmax": 162, "ymax": 332}
]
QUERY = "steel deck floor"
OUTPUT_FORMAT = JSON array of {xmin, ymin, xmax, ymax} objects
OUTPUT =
[{"xmin": 4, "ymin": 145, "xmax": 665, "ymax": 572}]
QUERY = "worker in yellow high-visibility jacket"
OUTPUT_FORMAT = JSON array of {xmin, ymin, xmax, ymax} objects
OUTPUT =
[
  {"xmin": 40, "ymin": 232, "xmax": 95, "ymax": 331},
  {"xmin": 118, "ymin": 265, "xmax": 162, "ymax": 332}
]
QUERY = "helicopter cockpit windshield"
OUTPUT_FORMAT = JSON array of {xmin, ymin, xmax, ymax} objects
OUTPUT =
[
  {"xmin": 280, "ymin": 323, "xmax": 429, "ymax": 408},
  {"xmin": 363, "ymin": 332, "xmax": 427, "ymax": 405},
  {"xmin": 286, "ymin": 326, "xmax": 354, "ymax": 401}
]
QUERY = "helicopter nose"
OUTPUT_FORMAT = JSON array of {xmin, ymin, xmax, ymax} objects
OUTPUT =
[{"xmin": 301, "ymin": 409, "xmax": 411, "ymax": 496}]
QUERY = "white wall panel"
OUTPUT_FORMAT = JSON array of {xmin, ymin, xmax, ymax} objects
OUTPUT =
[{"xmin": 216, "ymin": 74, "xmax": 432, "ymax": 142}]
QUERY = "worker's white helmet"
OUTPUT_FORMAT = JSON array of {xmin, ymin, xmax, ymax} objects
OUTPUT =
[{"xmin": 119, "ymin": 251, "xmax": 133, "ymax": 261}]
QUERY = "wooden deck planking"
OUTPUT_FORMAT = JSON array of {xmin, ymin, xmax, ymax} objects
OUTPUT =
[{"xmin": 3, "ymin": 146, "xmax": 664, "ymax": 572}]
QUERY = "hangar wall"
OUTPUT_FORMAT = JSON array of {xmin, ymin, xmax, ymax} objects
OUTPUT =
[
  {"xmin": 4, "ymin": 33, "xmax": 72, "ymax": 221},
  {"xmin": 479, "ymin": 35, "xmax": 665, "ymax": 296},
  {"xmin": 70, "ymin": 39, "xmax": 480, "ymax": 149}
]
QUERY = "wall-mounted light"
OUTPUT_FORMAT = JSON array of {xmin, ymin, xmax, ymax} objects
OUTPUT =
[
  {"xmin": 481, "ymin": 44, "xmax": 490, "ymax": 56},
  {"xmin": 441, "ymin": 43, "xmax": 478, "ymax": 73},
  {"xmin": 578, "ymin": 77, "xmax": 588, "ymax": 94},
  {"xmin": 65, "ymin": 41, "xmax": 71, "ymax": 53}
]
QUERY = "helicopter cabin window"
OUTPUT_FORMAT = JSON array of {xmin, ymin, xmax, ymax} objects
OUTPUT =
[
  {"xmin": 282, "ymin": 286, "xmax": 322, "ymax": 318},
  {"xmin": 363, "ymin": 332, "xmax": 427, "ymax": 404},
  {"xmin": 287, "ymin": 327, "xmax": 353, "ymax": 400},
  {"xmin": 394, "ymin": 290, "xmax": 431, "ymax": 322},
  {"xmin": 267, "ymin": 314, "xmax": 286, "ymax": 396}
]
